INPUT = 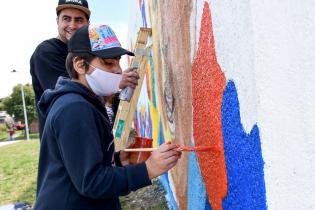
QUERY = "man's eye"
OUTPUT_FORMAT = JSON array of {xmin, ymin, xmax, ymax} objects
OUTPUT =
[
  {"xmin": 63, "ymin": 17, "xmax": 71, "ymax": 22},
  {"xmin": 105, "ymin": 62, "xmax": 113, "ymax": 66},
  {"xmin": 75, "ymin": 18, "xmax": 84, "ymax": 24}
]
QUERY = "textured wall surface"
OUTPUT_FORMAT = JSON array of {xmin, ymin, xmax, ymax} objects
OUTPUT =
[
  {"xmin": 128, "ymin": 0, "xmax": 315, "ymax": 209},
  {"xmin": 249, "ymin": 1, "xmax": 315, "ymax": 209}
]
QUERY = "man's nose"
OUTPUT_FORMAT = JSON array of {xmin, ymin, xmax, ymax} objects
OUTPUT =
[{"xmin": 68, "ymin": 20, "xmax": 79, "ymax": 29}]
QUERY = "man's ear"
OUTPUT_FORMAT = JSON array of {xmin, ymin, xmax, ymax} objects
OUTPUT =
[{"xmin": 73, "ymin": 58, "xmax": 87, "ymax": 75}]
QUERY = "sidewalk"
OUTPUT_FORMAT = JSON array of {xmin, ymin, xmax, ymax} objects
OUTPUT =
[
  {"xmin": 0, "ymin": 132, "xmax": 23, "ymax": 147},
  {"xmin": 0, "ymin": 140, "xmax": 21, "ymax": 147}
]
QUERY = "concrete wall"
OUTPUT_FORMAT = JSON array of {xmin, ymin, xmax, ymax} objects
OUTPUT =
[{"xmin": 128, "ymin": 0, "xmax": 315, "ymax": 209}]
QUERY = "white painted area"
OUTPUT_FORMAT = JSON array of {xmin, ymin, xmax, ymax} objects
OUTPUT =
[
  {"xmin": 128, "ymin": 1, "xmax": 143, "ymax": 50},
  {"xmin": 210, "ymin": 0, "xmax": 259, "ymax": 134},
  {"xmin": 190, "ymin": 0, "xmax": 204, "ymax": 63},
  {"xmin": 127, "ymin": 0, "xmax": 152, "ymax": 52},
  {"xmin": 250, "ymin": 1, "xmax": 315, "ymax": 209}
]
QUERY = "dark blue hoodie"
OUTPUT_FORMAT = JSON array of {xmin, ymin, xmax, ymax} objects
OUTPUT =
[{"xmin": 34, "ymin": 78, "xmax": 151, "ymax": 210}]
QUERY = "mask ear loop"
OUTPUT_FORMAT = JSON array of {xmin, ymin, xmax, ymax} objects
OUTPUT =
[
  {"xmin": 72, "ymin": 56, "xmax": 80, "ymax": 63},
  {"xmin": 86, "ymin": 62, "xmax": 97, "ymax": 70}
]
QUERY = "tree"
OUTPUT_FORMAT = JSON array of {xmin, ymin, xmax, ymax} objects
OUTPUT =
[
  {"xmin": 2, "ymin": 84, "xmax": 37, "ymax": 124},
  {"xmin": 0, "ymin": 98, "xmax": 4, "ymax": 110}
]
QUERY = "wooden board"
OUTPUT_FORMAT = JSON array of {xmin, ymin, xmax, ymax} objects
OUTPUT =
[{"xmin": 113, "ymin": 28, "xmax": 152, "ymax": 150}]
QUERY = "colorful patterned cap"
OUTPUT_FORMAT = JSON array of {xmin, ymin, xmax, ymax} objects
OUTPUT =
[{"xmin": 68, "ymin": 25, "xmax": 134, "ymax": 58}]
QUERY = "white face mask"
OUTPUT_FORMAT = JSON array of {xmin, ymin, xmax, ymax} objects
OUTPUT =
[{"xmin": 85, "ymin": 66, "xmax": 122, "ymax": 96}]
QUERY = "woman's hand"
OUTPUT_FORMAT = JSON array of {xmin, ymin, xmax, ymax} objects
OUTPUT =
[
  {"xmin": 119, "ymin": 67, "xmax": 139, "ymax": 89},
  {"xmin": 119, "ymin": 150, "xmax": 131, "ymax": 166},
  {"xmin": 145, "ymin": 143, "xmax": 182, "ymax": 179},
  {"xmin": 118, "ymin": 140, "xmax": 138, "ymax": 166}
]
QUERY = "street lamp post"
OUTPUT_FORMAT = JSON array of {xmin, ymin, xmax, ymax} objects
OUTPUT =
[{"xmin": 12, "ymin": 69, "xmax": 30, "ymax": 141}]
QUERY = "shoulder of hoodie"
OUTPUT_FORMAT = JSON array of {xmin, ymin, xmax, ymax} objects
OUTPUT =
[
  {"xmin": 47, "ymin": 93, "xmax": 101, "ymax": 125},
  {"xmin": 47, "ymin": 93, "xmax": 102, "ymax": 132},
  {"xmin": 53, "ymin": 92, "xmax": 98, "ymax": 113}
]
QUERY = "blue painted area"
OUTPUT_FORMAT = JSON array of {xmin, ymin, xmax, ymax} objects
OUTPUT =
[
  {"xmin": 205, "ymin": 198, "xmax": 213, "ymax": 210},
  {"xmin": 149, "ymin": 54, "xmax": 157, "ymax": 108},
  {"xmin": 187, "ymin": 152, "xmax": 208, "ymax": 210},
  {"xmin": 137, "ymin": 111, "xmax": 144, "ymax": 137},
  {"xmin": 157, "ymin": 119, "xmax": 177, "ymax": 209},
  {"xmin": 158, "ymin": 119, "xmax": 164, "ymax": 146},
  {"xmin": 159, "ymin": 173, "xmax": 178, "ymax": 210},
  {"xmin": 221, "ymin": 81, "xmax": 267, "ymax": 210},
  {"xmin": 145, "ymin": 105, "xmax": 152, "ymax": 137},
  {"xmin": 141, "ymin": 0, "xmax": 148, "ymax": 27}
]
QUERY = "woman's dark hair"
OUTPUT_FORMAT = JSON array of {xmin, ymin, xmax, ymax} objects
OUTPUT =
[{"xmin": 65, "ymin": 52, "xmax": 95, "ymax": 79}]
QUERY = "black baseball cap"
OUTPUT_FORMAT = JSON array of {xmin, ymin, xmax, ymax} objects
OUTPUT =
[
  {"xmin": 56, "ymin": 0, "xmax": 91, "ymax": 18},
  {"xmin": 68, "ymin": 25, "xmax": 135, "ymax": 58}
]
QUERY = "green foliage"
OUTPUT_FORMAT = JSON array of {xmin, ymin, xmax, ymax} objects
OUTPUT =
[
  {"xmin": 0, "ymin": 124, "xmax": 6, "ymax": 132},
  {"xmin": 0, "ymin": 98, "xmax": 5, "ymax": 110},
  {"xmin": 2, "ymin": 84, "xmax": 37, "ymax": 124},
  {"xmin": 0, "ymin": 125, "xmax": 8, "ymax": 141}
]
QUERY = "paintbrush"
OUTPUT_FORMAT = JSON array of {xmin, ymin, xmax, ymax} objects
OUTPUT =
[{"xmin": 123, "ymin": 146, "xmax": 220, "ymax": 152}]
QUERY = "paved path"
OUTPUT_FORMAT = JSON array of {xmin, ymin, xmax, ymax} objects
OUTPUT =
[
  {"xmin": 0, "ymin": 131, "xmax": 24, "ymax": 147},
  {"xmin": 0, "ymin": 140, "xmax": 21, "ymax": 147}
]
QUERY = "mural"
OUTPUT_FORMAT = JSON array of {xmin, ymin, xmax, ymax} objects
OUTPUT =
[
  {"xmin": 129, "ymin": 0, "xmax": 267, "ymax": 209},
  {"xmin": 191, "ymin": 2, "xmax": 227, "ymax": 209}
]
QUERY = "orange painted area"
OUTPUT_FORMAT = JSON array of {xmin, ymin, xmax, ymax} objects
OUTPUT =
[
  {"xmin": 191, "ymin": 2, "xmax": 227, "ymax": 210},
  {"xmin": 146, "ymin": 64, "xmax": 152, "ymax": 101}
]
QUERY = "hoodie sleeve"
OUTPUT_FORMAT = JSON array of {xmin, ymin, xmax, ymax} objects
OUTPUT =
[{"xmin": 52, "ymin": 101, "xmax": 151, "ymax": 199}]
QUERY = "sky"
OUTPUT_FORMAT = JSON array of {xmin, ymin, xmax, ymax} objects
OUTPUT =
[{"xmin": 0, "ymin": 0, "xmax": 132, "ymax": 98}]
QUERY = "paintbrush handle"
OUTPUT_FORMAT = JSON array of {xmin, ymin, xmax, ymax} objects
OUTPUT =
[
  {"xmin": 123, "ymin": 146, "xmax": 219, "ymax": 152},
  {"xmin": 123, "ymin": 148, "xmax": 156, "ymax": 152}
]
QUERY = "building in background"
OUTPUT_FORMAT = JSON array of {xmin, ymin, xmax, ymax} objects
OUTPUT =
[{"xmin": 0, "ymin": 111, "xmax": 13, "ymax": 125}]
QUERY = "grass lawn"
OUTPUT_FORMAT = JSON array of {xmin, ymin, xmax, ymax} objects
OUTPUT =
[
  {"xmin": 14, "ymin": 132, "xmax": 39, "ymax": 141},
  {"xmin": 0, "ymin": 131, "xmax": 40, "ymax": 142},
  {"xmin": 0, "ymin": 131, "xmax": 7, "ymax": 141},
  {"xmin": 0, "ymin": 140, "xmax": 39, "ymax": 206}
]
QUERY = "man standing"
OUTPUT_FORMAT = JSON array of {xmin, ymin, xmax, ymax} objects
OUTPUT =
[{"xmin": 30, "ymin": 0, "xmax": 90, "ymax": 136}]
